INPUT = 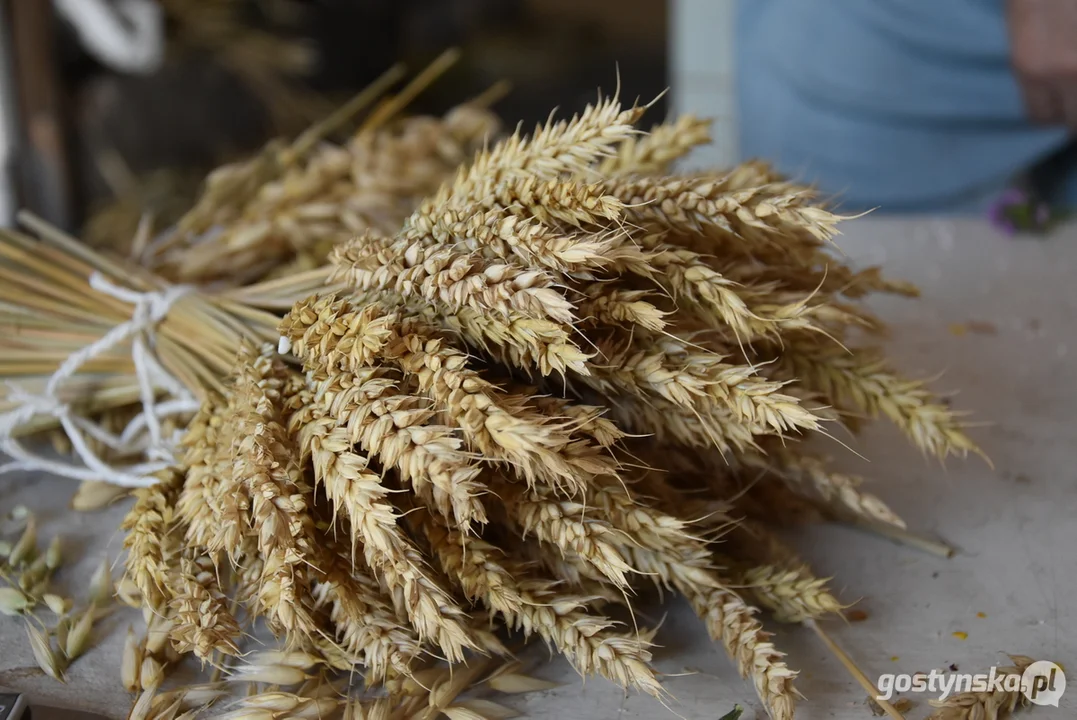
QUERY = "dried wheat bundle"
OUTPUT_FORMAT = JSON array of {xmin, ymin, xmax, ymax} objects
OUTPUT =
[
  {"xmin": 149, "ymin": 50, "xmax": 502, "ymax": 286},
  {"xmin": 2, "ymin": 88, "xmax": 984, "ymax": 720},
  {"xmin": 1, "ymin": 56, "xmax": 499, "ymax": 487},
  {"xmin": 0, "ymin": 216, "xmax": 328, "ymax": 488}
]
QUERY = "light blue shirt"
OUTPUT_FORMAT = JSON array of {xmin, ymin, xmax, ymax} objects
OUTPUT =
[{"xmin": 735, "ymin": 0, "xmax": 1072, "ymax": 211}]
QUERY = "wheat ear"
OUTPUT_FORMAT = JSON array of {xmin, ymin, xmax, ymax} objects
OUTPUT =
[
  {"xmin": 294, "ymin": 389, "xmax": 482, "ymax": 662},
  {"xmin": 122, "ymin": 470, "xmax": 183, "ymax": 612},
  {"xmin": 283, "ymin": 303, "xmax": 488, "ymax": 529},
  {"xmin": 742, "ymin": 447, "xmax": 907, "ymax": 529},
  {"xmin": 600, "ymin": 114, "xmax": 713, "ymax": 176},
  {"xmin": 739, "ymin": 565, "xmax": 845, "ymax": 623},
  {"xmin": 310, "ymin": 540, "xmax": 422, "ymax": 682},
  {"xmin": 168, "ymin": 553, "xmax": 242, "ymax": 659},
  {"xmin": 231, "ymin": 347, "xmax": 321, "ymax": 636},
  {"xmin": 583, "ymin": 330, "xmax": 822, "ymax": 438},
  {"xmin": 927, "ymin": 655, "xmax": 1034, "ymax": 720},
  {"xmin": 775, "ymin": 341, "xmax": 980, "ymax": 460},
  {"xmin": 175, "ymin": 392, "xmax": 234, "ymax": 555},
  {"xmin": 438, "ymin": 95, "xmax": 644, "ymax": 206},
  {"xmin": 414, "ymin": 508, "xmax": 664, "ymax": 696},
  {"xmin": 685, "ymin": 586, "xmax": 799, "ymax": 720}
]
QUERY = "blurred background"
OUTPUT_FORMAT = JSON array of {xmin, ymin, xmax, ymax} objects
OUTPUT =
[
  {"xmin": 2, "ymin": 0, "xmax": 1074, "ymax": 241},
  {"xmin": 0, "ymin": 0, "xmax": 673, "ymax": 238}
]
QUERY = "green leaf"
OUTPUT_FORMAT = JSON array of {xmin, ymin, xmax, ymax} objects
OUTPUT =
[{"xmin": 718, "ymin": 705, "xmax": 743, "ymax": 720}]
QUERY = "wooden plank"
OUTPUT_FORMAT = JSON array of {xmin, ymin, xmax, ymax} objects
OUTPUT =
[{"xmin": 8, "ymin": 0, "xmax": 75, "ymax": 230}]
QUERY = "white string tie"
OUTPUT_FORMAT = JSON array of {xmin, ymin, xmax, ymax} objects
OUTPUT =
[{"xmin": 0, "ymin": 273, "xmax": 199, "ymax": 487}]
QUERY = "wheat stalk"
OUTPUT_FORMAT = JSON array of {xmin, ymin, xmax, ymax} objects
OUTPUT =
[
  {"xmin": 927, "ymin": 656, "xmax": 1034, "ymax": 720},
  {"xmin": 686, "ymin": 586, "xmax": 799, "ymax": 720}
]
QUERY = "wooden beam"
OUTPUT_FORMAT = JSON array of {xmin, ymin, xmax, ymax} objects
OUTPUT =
[{"xmin": 8, "ymin": 0, "xmax": 75, "ymax": 230}]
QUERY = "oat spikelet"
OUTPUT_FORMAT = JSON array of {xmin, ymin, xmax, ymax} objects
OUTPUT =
[
  {"xmin": 169, "ymin": 554, "xmax": 242, "ymax": 659},
  {"xmin": 122, "ymin": 470, "xmax": 183, "ymax": 612},
  {"xmin": 686, "ymin": 587, "xmax": 799, "ymax": 720}
]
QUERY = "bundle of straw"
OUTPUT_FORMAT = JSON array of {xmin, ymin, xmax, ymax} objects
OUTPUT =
[
  {"xmin": 2, "ymin": 78, "xmax": 979, "ymax": 719},
  {"xmin": 1, "ymin": 55, "xmax": 502, "ymax": 485}
]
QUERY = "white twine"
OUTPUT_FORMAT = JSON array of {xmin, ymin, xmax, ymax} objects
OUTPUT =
[
  {"xmin": 0, "ymin": 273, "xmax": 199, "ymax": 487},
  {"xmin": 53, "ymin": 0, "xmax": 164, "ymax": 76}
]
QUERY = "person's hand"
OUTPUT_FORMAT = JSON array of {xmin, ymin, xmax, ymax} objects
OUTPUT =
[{"xmin": 1008, "ymin": 0, "xmax": 1077, "ymax": 129}]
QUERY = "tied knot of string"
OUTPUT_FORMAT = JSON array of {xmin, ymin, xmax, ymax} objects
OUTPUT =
[{"xmin": 0, "ymin": 273, "xmax": 201, "ymax": 487}]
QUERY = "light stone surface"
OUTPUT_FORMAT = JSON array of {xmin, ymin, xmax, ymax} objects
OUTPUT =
[{"xmin": 1, "ymin": 218, "xmax": 1074, "ymax": 719}]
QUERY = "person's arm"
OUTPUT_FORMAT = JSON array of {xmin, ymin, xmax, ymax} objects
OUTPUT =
[{"xmin": 1008, "ymin": 0, "xmax": 1077, "ymax": 129}]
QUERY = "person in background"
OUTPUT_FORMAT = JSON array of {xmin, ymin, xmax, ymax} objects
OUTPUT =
[{"xmin": 735, "ymin": 0, "xmax": 1077, "ymax": 224}]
